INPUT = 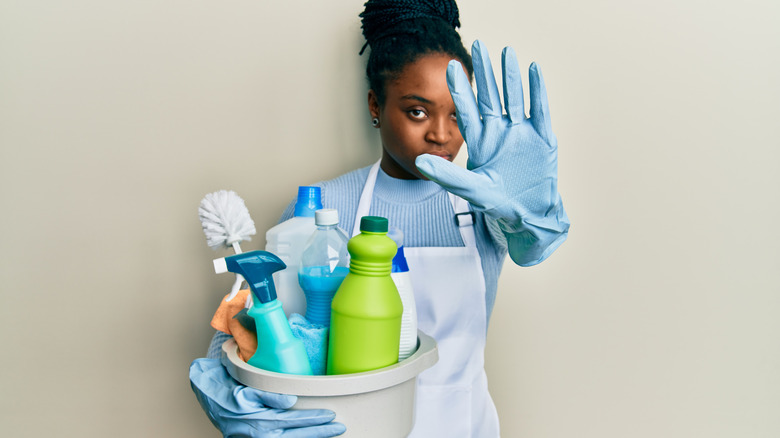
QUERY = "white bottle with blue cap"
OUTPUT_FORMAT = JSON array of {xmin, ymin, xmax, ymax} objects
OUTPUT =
[
  {"xmin": 388, "ymin": 226, "xmax": 418, "ymax": 361},
  {"xmin": 265, "ymin": 186, "xmax": 322, "ymax": 317}
]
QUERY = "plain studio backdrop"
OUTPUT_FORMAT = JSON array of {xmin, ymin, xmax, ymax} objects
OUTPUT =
[{"xmin": 1, "ymin": 1, "xmax": 778, "ymax": 436}]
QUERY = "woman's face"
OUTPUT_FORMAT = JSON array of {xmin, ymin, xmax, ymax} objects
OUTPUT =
[{"xmin": 369, "ymin": 54, "xmax": 467, "ymax": 180}]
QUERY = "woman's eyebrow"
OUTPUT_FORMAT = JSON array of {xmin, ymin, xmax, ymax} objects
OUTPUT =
[{"xmin": 401, "ymin": 94, "xmax": 432, "ymax": 104}]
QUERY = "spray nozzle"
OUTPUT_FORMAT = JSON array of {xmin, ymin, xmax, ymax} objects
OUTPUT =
[{"xmin": 214, "ymin": 250, "xmax": 286, "ymax": 304}]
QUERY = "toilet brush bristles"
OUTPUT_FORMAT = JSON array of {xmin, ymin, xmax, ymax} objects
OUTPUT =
[
  {"xmin": 199, "ymin": 190, "xmax": 256, "ymax": 251},
  {"xmin": 199, "ymin": 190, "xmax": 256, "ymax": 302}
]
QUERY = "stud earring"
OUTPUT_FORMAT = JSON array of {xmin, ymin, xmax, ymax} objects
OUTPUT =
[{"xmin": 371, "ymin": 118, "xmax": 380, "ymax": 127}]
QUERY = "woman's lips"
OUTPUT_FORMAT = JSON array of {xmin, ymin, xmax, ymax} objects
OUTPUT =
[{"xmin": 425, "ymin": 151, "xmax": 451, "ymax": 160}]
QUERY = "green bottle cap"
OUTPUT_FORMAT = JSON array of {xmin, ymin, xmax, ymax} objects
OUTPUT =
[{"xmin": 360, "ymin": 216, "xmax": 388, "ymax": 233}]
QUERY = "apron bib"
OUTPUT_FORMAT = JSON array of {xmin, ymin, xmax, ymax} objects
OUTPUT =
[{"xmin": 353, "ymin": 161, "xmax": 500, "ymax": 437}]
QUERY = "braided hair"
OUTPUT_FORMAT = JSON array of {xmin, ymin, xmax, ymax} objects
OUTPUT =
[{"xmin": 360, "ymin": 0, "xmax": 473, "ymax": 105}]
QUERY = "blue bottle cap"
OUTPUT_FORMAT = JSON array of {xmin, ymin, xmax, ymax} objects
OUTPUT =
[{"xmin": 294, "ymin": 186, "xmax": 322, "ymax": 217}]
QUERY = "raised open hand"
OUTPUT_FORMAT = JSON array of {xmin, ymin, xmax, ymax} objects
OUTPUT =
[{"xmin": 416, "ymin": 40, "xmax": 569, "ymax": 265}]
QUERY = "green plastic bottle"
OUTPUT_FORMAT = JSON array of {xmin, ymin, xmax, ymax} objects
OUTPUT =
[{"xmin": 326, "ymin": 216, "xmax": 403, "ymax": 375}]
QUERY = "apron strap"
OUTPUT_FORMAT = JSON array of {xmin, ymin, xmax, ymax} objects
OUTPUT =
[
  {"xmin": 352, "ymin": 160, "xmax": 382, "ymax": 237},
  {"xmin": 449, "ymin": 193, "xmax": 477, "ymax": 248}
]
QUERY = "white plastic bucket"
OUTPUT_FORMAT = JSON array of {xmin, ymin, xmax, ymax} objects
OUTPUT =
[{"xmin": 221, "ymin": 330, "xmax": 438, "ymax": 437}]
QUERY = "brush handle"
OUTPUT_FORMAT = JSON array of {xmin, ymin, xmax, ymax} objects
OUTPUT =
[
  {"xmin": 225, "ymin": 274, "xmax": 244, "ymax": 302},
  {"xmin": 224, "ymin": 242, "xmax": 245, "ymax": 301}
]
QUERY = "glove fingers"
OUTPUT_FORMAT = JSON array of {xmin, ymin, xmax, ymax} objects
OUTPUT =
[
  {"xmin": 222, "ymin": 408, "xmax": 337, "ymax": 429},
  {"xmin": 472, "ymin": 40, "xmax": 502, "ymax": 118},
  {"xmin": 416, "ymin": 154, "xmax": 489, "ymax": 206},
  {"xmin": 447, "ymin": 60, "xmax": 482, "ymax": 148},
  {"xmin": 528, "ymin": 62, "xmax": 555, "ymax": 147},
  {"xmin": 281, "ymin": 421, "xmax": 347, "ymax": 438},
  {"xmin": 501, "ymin": 46, "xmax": 525, "ymax": 124},
  {"xmin": 190, "ymin": 358, "xmax": 343, "ymax": 436}
]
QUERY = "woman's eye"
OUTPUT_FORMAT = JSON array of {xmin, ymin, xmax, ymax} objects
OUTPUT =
[{"xmin": 409, "ymin": 109, "xmax": 426, "ymax": 119}]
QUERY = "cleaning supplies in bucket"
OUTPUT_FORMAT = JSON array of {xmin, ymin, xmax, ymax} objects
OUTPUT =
[
  {"xmin": 214, "ymin": 250, "xmax": 313, "ymax": 375},
  {"xmin": 265, "ymin": 186, "xmax": 322, "ymax": 317},
  {"xmin": 200, "ymin": 191, "xmax": 405, "ymax": 378},
  {"xmin": 327, "ymin": 216, "xmax": 403, "ymax": 375}
]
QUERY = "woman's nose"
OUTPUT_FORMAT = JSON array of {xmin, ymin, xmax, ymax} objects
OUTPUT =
[{"xmin": 425, "ymin": 117, "xmax": 452, "ymax": 145}]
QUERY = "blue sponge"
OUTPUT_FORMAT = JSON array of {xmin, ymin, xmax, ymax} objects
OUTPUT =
[{"xmin": 288, "ymin": 313, "xmax": 329, "ymax": 375}]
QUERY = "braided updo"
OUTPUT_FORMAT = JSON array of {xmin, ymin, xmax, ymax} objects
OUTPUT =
[{"xmin": 360, "ymin": 0, "xmax": 473, "ymax": 105}]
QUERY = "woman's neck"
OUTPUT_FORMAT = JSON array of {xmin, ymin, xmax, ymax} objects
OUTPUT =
[{"xmin": 375, "ymin": 165, "xmax": 442, "ymax": 203}]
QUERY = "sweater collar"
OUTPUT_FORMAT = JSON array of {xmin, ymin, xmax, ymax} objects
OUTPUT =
[{"xmin": 374, "ymin": 165, "xmax": 444, "ymax": 203}]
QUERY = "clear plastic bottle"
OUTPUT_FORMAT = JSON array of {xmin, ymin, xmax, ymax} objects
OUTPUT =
[
  {"xmin": 387, "ymin": 226, "xmax": 418, "ymax": 361},
  {"xmin": 327, "ymin": 216, "xmax": 403, "ymax": 375},
  {"xmin": 298, "ymin": 209, "xmax": 350, "ymax": 327},
  {"xmin": 265, "ymin": 186, "xmax": 322, "ymax": 317}
]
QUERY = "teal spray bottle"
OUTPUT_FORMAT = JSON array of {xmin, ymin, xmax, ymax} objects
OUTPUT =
[{"xmin": 214, "ymin": 250, "xmax": 313, "ymax": 375}]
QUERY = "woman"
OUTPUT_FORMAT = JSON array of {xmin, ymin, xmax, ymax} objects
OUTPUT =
[{"xmin": 190, "ymin": 1, "xmax": 569, "ymax": 436}]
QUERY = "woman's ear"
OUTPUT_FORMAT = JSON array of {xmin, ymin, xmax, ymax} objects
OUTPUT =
[{"xmin": 367, "ymin": 90, "xmax": 380, "ymax": 119}]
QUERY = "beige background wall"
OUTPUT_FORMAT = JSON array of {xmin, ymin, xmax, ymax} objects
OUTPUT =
[{"xmin": 2, "ymin": 1, "xmax": 778, "ymax": 437}]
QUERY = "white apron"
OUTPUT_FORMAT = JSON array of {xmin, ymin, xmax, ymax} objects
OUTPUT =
[{"xmin": 352, "ymin": 161, "xmax": 500, "ymax": 437}]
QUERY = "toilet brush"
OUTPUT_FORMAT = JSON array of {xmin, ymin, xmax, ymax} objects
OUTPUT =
[{"xmin": 199, "ymin": 190, "xmax": 256, "ymax": 301}]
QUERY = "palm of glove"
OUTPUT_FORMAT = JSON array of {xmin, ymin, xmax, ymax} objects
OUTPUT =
[
  {"xmin": 416, "ymin": 41, "xmax": 568, "ymax": 257},
  {"xmin": 190, "ymin": 358, "xmax": 345, "ymax": 437},
  {"xmin": 460, "ymin": 104, "xmax": 559, "ymax": 228}
]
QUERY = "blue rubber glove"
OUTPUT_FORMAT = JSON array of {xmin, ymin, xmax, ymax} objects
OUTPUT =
[
  {"xmin": 415, "ymin": 40, "xmax": 570, "ymax": 266},
  {"xmin": 190, "ymin": 358, "xmax": 346, "ymax": 437}
]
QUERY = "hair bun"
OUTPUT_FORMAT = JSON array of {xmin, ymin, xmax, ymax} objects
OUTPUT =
[{"xmin": 360, "ymin": 0, "xmax": 461, "ymax": 47}]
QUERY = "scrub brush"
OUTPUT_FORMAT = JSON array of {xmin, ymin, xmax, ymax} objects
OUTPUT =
[{"xmin": 199, "ymin": 190, "xmax": 256, "ymax": 301}]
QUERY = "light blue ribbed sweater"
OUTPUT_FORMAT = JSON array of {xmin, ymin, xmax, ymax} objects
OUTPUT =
[{"xmin": 207, "ymin": 164, "xmax": 512, "ymax": 359}]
